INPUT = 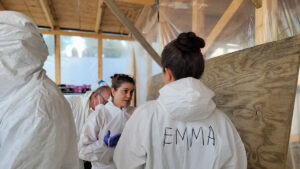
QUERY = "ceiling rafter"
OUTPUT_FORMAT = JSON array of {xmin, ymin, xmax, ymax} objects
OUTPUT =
[
  {"xmin": 104, "ymin": 0, "xmax": 162, "ymax": 67},
  {"xmin": 39, "ymin": 0, "xmax": 56, "ymax": 29},
  {"xmin": 116, "ymin": 0, "xmax": 155, "ymax": 5},
  {"xmin": 95, "ymin": 0, "xmax": 104, "ymax": 33},
  {"xmin": 40, "ymin": 29, "xmax": 133, "ymax": 40},
  {"xmin": 204, "ymin": 0, "xmax": 243, "ymax": 53}
]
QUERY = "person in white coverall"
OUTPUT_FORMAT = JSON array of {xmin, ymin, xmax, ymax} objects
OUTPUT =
[
  {"xmin": 67, "ymin": 80, "xmax": 111, "ymax": 169},
  {"xmin": 0, "ymin": 11, "xmax": 79, "ymax": 169},
  {"xmin": 114, "ymin": 32, "xmax": 247, "ymax": 169},
  {"xmin": 79, "ymin": 74, "xmax": 135, "ymax": 169}
]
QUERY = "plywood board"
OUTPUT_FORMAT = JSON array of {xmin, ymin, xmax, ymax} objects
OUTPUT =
[{"xmin": 147, "ymin": 35, "xmax": 300, "ymax": 169}]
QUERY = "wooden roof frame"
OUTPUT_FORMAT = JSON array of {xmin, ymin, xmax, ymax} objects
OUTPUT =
[
  {"xmin": 39, "ymin": 0, "xmax": 56, "ymax": 29},
  {"xmin": 95, "ymin": 0, "xmax": 104, "ymax": 33},
  {"xmin": 103, "ymin": 0, "xmax": 162, "ymax": 67},
  {"xmin": 117, "ymin": 0, "xmax": 155, "ymax": 5},
  {"xmin": 39, "ymin": 29, "xmax": 133, "ymax": 40}
]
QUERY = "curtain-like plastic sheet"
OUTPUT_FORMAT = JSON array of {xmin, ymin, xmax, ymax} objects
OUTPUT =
[{"xmin": 131, "ymin": 0, "xmax": 300, "ymax": 168}]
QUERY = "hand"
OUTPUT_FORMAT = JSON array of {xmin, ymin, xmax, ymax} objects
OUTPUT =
[{"xmin": 104, "ymin": 130, "xmax": 121, "ymax": 147}]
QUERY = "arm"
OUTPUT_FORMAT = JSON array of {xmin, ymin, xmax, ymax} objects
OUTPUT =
[{"xmin": 78, "ymin": 109, "xmax": 110, "ymax": 162}]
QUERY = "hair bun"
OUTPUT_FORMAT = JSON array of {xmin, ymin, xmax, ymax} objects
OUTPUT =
[{"xmin": 174, "ymin": 32, "xmax": 205, "ymax": 52}]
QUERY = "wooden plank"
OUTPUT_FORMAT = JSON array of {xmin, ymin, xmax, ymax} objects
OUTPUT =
[
  {"xmin": 95, "ymin": 0, "xmax": 104, "ymax": 33},
  {"xmin": 102, "ymin": 34, "xmax": 132, "ymax": 40},
  {"xmin": 251, "ymin": 0, "xmax": 262, "ymax": 9},
  {"xmin": 40, "ymin": 29, "xmax": 133, "ymax": 40},
  {"xmin": 116, "ymin": 0, "xmax": 154, "ymax": 5},
  {"xmin": 132, "ymin": 47, "xmax": 136, "ymax": 107},
  {"xmin": 39, "ymin": 0, "xmax": 56, "ymax": 29},
  {"xmin": 55, "ymin": 34, "xmax": 61, "ymax": 84},
  {"xmin": 204, "ymin": 0, "xmax": 243, "ymax": 53},
  {"xmin": 147, "ymin": 35, "xmax": 300, "ymax": 169},
  {"xmin": 103, "ymin": 0, "xmax": 162, "ymax": 67},
  {"xmin": 98, "ymin": 33, "xmax": 103, "ymax": 79}
]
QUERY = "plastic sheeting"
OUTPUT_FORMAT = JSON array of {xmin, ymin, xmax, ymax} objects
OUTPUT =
[{"xmin": 131, "ymin": 0, "xmax": 300, "ymax": 168}]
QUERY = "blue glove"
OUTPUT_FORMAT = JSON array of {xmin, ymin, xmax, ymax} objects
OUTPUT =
[{"xmin": 104, "ymin": 130, "xmax": 121, "ymax": 147}]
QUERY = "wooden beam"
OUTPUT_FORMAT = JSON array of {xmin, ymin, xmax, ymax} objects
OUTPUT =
[
  {"xmin": 251, "ymin": 0, "xmax": 262, "ymax": 9},
  {"xmin": 55, "ymin": 34, "xmax": 61, "ymax": 84},
  {"xmin": 134, "ymin": 5, "xmax": 151, "ymax": 28},
  {"xmin": 116, "ymin": 0, "xmax": 154, "ymax": 5},
  {"xmin": 95, "ymin": 0, "xmax": 104, "ymax": 33},
  {"xmin": 192, "ymin": 0, "xmax": 205, "ymax": 37},
  {"xmin": 98, "ymin": 33, "xmax": 103, "ymax": 79},
  {"xmin": 192, "ymin": 0, "xmax": 198, "ymax": 34},
  {"xmin": 40, "ymin": 29, "xmax": 133, "ymax": 40},
  {"xmin": 132, "ymin": 46, "xmax": 136, "ymax": 107},
  {"xmin": 255, "ymin": 0, "xmax": 277, "ymax": 45},
  {"xmin": 204, "ymin": 0, "xmax": 243, "ymax": 53},
  {"xmin": 39, "ymin": 0, "xmax": 56, "ymax": 29},
  {"xmin": 0, "ymin": 2, "xmax": 5, "ymax": 10},
  {"xmin": 103, "ymin": 0, "xmax": 162, "ymax": 67},
  {"xmin": 102, "ymin": 34, "xmax": 132, "ymax": 40}
]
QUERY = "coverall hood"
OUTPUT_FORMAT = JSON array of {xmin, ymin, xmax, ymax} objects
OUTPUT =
[
  {"xmin": 158, "ymin": 77, "xmax": 216, "ymax": 122},
  {"xmin": 0, "ymin": 11, "xmax": 48, "ymax": 100}
]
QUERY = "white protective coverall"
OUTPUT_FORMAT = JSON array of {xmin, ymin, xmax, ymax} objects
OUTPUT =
[
  {"xmin": 67, "ymin": 91, "xmax": 94, "ymax": 143},
  {"xmin": 67, "ymin": 81, "xmax": 108, "ymax": 169},
  {"xmin": 114, "ymin": 77, "xmax": 247, "ymax": 169},
  {"xmin": 79, "ymin": 101, "xmax": 135, "ymax": 169},
  {"xmin": 67, "ymin": 91, "xmax": 93, "ymax": 169},
  {"xmin": 0, "ymin": 11, "xmax": 79, "ymax": 169}
]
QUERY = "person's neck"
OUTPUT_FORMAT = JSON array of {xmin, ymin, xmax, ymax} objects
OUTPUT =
[{"xmin": 112, "ymin": 101, "xmax": 123, "ymax": 110}]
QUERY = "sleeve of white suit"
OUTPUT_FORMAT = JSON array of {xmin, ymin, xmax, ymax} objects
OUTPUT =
[
  {"xmin": 114, "ymin": 106, "xmax": 148, "ymax": 169},
  {"xmin": 79, "ymin": 108, "xmax": 110, "ymax": 162}
]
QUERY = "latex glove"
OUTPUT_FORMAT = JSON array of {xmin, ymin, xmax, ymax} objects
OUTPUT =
[{"xmin": 104, "ymin": 130, "xmax": 121, "ymax": 147}]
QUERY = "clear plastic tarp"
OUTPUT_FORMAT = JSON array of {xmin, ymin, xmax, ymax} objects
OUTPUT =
[{"xmin": 131, "ymin": 0, "xmax": 300, "ymax": 168}]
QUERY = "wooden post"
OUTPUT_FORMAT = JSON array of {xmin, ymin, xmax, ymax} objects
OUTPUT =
[
  {"xmin": 192, "ymin": 0, "xmax": 205, "ymax": 37},
  {"xmin": 55, "ymin": 34, "xmax": 61, "ymax": 84},
  {"xmin": 192, "ymin": 0, "xmax": 198, "ymax": 34},
  {"xmin": 132, "ymin": 46, "xmax": 136, "ymax": 107},
  {"xmin": 98, "ymin": 33, "xmax": 103, "ymax": 79},
  {"xmin": 103, "ymin": 0, "xmax": 162, "ymax": 67},
  {"xmin": 255, "ymin": 0, "xmax": 278, "ymax": 45}
]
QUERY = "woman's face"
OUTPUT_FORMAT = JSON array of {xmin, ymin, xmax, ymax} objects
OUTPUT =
[{"xmin": 112, "ymin": 82, "xmax": 135, "ymax": 108}]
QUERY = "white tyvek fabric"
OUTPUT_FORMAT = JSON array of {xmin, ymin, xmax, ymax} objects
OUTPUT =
[
  {"xmin": 114, "ymin": 77, "xmax": 247, "ymax": 169},
  {"xmin": 79, "ymin": 101, "xmax": 134, "ymax": 169},
  {"xmin": 67, "ymin": 91, "xmax": 93, "ymax": 143},
  {"xmin": 66, "ymin": 91, "xmax": 94, "ymax": 169},
  {"xmin": 0, "ymin": 11, "xmax": 79, "ymax": 169}
]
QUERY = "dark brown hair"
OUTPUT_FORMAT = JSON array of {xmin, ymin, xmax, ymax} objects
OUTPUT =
[
  {"xmin": 110, "ymin": 74, "xmax": 135, "ymax": 91},
  {"xmin": 161, "ymin": 32, "xmax": 205, "ymax": 80}
]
